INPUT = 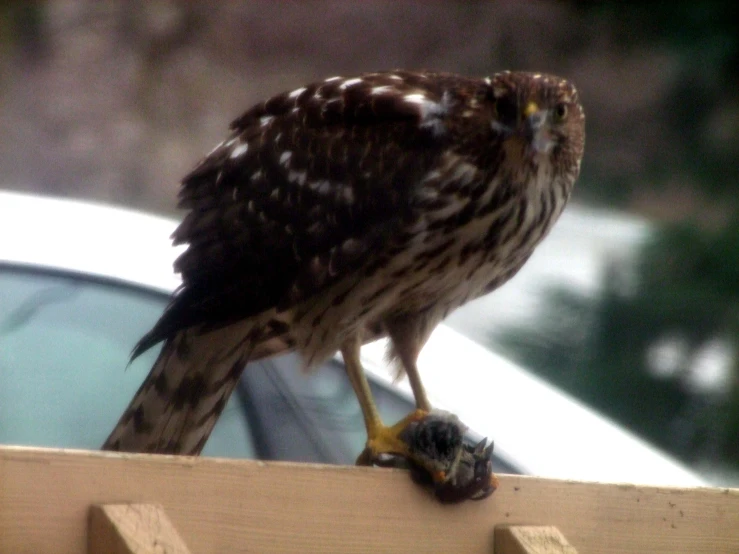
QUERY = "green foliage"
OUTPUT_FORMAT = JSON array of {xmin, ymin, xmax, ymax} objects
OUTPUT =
[
  {"xmin": 574, "ymin": 1, "xmax": 739, "ymax": 75},
  {"xmin": 641, "ymin": 219, "xmax": 739, "ymax": 301},
  {"xmin": 570, "ymin": 2, "xmax": 739, "ymax": 206},
  {"xmin": 0, "ymin": 2, "xmax": 47, "ymax": 60},
  {"xmin": 496, "ymin": 219, "xmax": 739, "ymax": 475}
]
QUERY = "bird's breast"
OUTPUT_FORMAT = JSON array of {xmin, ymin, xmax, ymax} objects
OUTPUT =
[
  {"xmin": 290, "ymin": 166, "xmax": 571, "ymax": 364},
  {"xmin": 383, "ymin": 168, "xmax": 570, "ymax": 317}
]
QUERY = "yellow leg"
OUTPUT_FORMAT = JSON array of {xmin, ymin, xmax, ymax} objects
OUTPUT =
[
  {"xmin": 341, "ymin": 336, "xmax": 382, "ymax": 435},
  {"xmin": 401, "ymin": 355, "xmax": 431, "ymax": 412},
  {"xmin": 342, "ymin": 336, "xmax": 498, "ymax": 501},
  {"xmin": 384, "ymin": 316, "xmax": 432, "ymax": 412},
  {"xmin": 341, "ymin": 337, "xmax": 428, "ymax": 465}
]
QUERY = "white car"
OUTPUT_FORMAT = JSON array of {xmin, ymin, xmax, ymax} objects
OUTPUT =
[{"xmin": 0, "ymin": 190, "xmax": 704, "ymax": 486}]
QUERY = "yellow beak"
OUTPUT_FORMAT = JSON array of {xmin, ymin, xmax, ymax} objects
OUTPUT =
[{"xmin": 523, "ymin": 101, "xmax": 539, "ymax": 119}]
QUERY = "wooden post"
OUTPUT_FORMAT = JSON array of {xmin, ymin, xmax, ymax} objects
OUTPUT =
[
  {"xmin": 495, "ymin": 525, "xmax": 578, "ymax": 553},
  {"xmin": 88, "ymin": 504, "xmax": 191, "ymax": 554}
]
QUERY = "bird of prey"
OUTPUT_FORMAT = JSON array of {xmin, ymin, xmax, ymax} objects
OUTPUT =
[{"xmin": 103, "ymin": 70, "xmax": 585, "ymax": 497}]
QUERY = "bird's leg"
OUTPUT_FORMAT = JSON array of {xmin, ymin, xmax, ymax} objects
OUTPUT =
[
  {"xmin": 341, "ymin": 336, "xmax": 424, "ymax": 465},
  {"xmin": 341, "ymin": 336, "xmax": 382, "ymax": 437},
  {"xmin": 342, "ymin": 334, "xmax": 498, "ymax": 502},
  {"xmin": 396, "ymin": 346, "xmax": 431, "ymax": 412},
  {"xmin": 385, "ymin": 316, "xmax": 432, "ymax": 412},
  {"xmin": 384, "ymin": 318, "xmax": 498, "ymax": 498}
]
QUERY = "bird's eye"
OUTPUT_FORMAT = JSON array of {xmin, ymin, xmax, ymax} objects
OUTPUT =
[{"xmin": 553, "ymin": 103, "xmax": 568, "ymax": 123}]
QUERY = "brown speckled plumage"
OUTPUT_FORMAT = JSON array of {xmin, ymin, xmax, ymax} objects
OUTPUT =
[{"xmin": 103, "ymin": 70, "xmax": 585, "ymax": 456}]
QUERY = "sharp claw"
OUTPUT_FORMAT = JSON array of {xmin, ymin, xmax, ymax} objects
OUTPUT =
[
  {"xmin": 483, "ymin": 440, "xmax": 495, "ymax": 459},
  {"xmin": 358, "ymin": 411, "xmax": 497, "ymax": 503},
  {"xmin": 355, "ymin": 447, "xmax": 375, "ymax": 466}
]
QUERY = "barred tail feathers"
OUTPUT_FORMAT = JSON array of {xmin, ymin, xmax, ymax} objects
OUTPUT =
[{"xmin": 102, "ymin": 315, "xmax": 289, "ymax": 455}]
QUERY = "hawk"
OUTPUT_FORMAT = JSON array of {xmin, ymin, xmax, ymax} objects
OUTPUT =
[{"xmin": 104, "ymin": 70, "xmax": 585, "ymax": 498}]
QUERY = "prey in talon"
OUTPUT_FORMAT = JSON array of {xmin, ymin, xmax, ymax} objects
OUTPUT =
[
  {"xmin": 347, "ymin": 411, "xmax": 498, "ymax": 502},
  {"xmin": 401, "ymin": 412, "xmax": 498, "ymax": 503},
  {"xmin": 102, "ymin": 70, "xmax": 584, "ymax": 503}
]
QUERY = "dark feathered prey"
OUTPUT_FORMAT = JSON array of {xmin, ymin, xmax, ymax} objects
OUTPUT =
[{"xmin": 103, "ymin": 70, "xmax": 585, "ymax": 494}]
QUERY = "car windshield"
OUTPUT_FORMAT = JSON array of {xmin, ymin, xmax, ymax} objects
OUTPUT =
[
  {"xmin": 0, "ymin": 265, "xmax": 517, "ymax": 473},
  {"xmin": 0, "ymin": 266, "xmax": 193, "ymax": 451}
]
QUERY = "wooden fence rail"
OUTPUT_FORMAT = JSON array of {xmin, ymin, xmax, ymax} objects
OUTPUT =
[{"xmin": 0, "ymin": 446, "xmax": 737, "ymax": 553}]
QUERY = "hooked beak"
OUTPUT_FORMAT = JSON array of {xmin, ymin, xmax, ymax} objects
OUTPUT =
[
  {"xmin": 492, "ymin": 101, "xmax": 557, "ymax": 154},
  {"xmin": 523, "ymin": 101, "xmax": 554, "ymax": 154},
  {"xmin": 522, "ymin": 101, "xmax": 540, "ymax": 120}
]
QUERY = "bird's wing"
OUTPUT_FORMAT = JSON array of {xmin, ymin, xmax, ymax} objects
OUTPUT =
[{"xmin": 134, "ymin": 71, "xmax": 492, "ymax": 356}]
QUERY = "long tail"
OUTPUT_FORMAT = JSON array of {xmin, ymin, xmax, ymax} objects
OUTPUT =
[{"xmin": 102, "ymin": 317, "xmax": 286, "ymax": 455}]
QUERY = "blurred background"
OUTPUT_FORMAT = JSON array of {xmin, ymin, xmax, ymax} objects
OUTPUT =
[{"xmin": 0, "ymin": 1, "xmax": 737, "ymax": 484}]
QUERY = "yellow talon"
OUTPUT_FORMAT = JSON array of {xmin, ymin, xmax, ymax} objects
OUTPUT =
[{"xmin": 358, "ymin": 409, "xmax": 430, "ymax": 464}]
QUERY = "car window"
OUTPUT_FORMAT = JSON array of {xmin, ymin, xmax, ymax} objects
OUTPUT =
[
  {"xmin": 0, "ymin": 266, "xmax": 255, "ymax": 458},
  {"xmin": 238, "ymin": 354, "xmax": 415, "ymax": 464}
]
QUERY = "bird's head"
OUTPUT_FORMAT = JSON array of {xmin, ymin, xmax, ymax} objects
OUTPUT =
[{"xmin": 488, "ymin": 71, "xmax": 585, "ymax": 177}]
